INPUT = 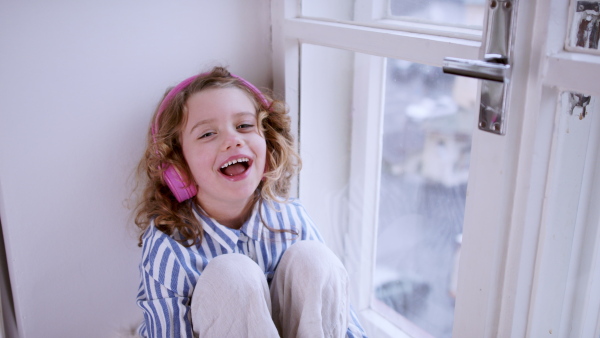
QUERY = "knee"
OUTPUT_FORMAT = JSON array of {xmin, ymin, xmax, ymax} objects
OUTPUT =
[
  {"xmin": 281, "ymin": 241, "xmax": 347, "ymax": 281},
  {"xmin": 284, "ymin": 241, "xmax": 340, "ymax": 263},
  {"xmin": 202, "ymin": 253, "xmax": 265, "ymax": 290}
]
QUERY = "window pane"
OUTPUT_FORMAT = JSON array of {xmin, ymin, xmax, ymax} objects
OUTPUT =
[
  {"xmin": 302, "ymin": 0, "xmax": 355, "ymax": 22},
  {"xmin": 298, "ymin": 43, "xmax": 479, "ymax": 336},
  {"xmin": 301, "ymin": 0, "xmax": 485, "ymax": 28},
  {"xmin": 373, "ymin": 60, "xmax": 478, "ymax": 337},
  {"xmin": 390, "ymin": 0, "xmax": 486, "ymax": 27}
]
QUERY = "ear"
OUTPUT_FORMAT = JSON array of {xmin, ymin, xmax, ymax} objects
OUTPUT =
[{"xmin": 163, "ymin": 165, "xmax": 198, "ymax": 202}]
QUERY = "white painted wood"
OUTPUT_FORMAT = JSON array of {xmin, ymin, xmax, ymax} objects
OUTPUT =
[
  {"xmin": 545, "ymin": 53, "xmax": 600, "ymax": 96},
  {"xmin": 271, "ymin": 0, "xmax": 286, "ymax": 103},
  {"xmin": 451, "ymin": 0, "xmax": 539, "ymax": 336},
  {"xmin": 454, "ymin": 0, "xmax": 599, "ymax": 336},
  {"xmin": 284, "ymin": 18, "xmax": 480, "ymax": 66},
  {"xmin": 298, "ymin": 44, "xmax": 354, "ymax": 258},
  {"xmin": 297, "ymin": 16, "xmax": 483, "ymax": 41},
  {"xmin": 371, "ymin": 298, "xmax": 435, "ymax": 338},
  {"xmin": 485, "ymin": 0, "xmax": 600, "ymax": 336},
  {"xmin": 558, "ymin": 101, "xmax": 600, "ymax": 338},
  {"xmin": 564, "ymin": 0, "xmax": 600, "ymax": 57},
  {"xmin": 360, "ymin": 308, "xmax": 412, "ymax": 338},
  {"xmin": 580, "ymin": 204, "xmax": 600, "ymax": 336},
  {"xmin": 497, "ymin": 84, "xmax": 560, "ymax": 338},
  {"xmin": 527, "ymin": 94, "xmax": 594, "ymax": 337},
  {"xmin": 271, "ymin": 0, "xmax": 302, "ymax": 197},
  {"xmin": 347, "ymin": 54, "xmax": 385, "ymax": 310},
  {"xmin": 497, "ymin": 0, "xmax": 600, "ymax": 337}
]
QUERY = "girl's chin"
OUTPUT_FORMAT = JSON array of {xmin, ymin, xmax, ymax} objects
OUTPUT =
[
  {"xmin": 201, "ymin": 183, "xmax": 261, "ymax": 204},
  {"xmin": 196, "ymin": 193, "xmax": 257, "ymax": 217}
]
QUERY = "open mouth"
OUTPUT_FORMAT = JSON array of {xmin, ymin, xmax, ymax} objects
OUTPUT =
[{"xmin": 220, "ymin": 157, "xmax": 251, "ymax": 176}]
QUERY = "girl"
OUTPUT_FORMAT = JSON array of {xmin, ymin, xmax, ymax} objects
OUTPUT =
[{"xmin": 134, "ymin": 67, "xmax": 367, "ymax": 337}]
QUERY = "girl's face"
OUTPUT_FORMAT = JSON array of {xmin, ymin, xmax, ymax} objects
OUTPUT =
[{"xmin": 180, "ymin": 87, "xmax": 267, "ymax": 213}]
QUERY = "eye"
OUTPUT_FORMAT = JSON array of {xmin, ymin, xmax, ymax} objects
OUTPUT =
[
  {"xmin": 199, "ymin": 131, "xmax": 215, "ymax": 139},
  {"xmin": 237, "ymin": 123, "xmax": 254, "ymax": 130}
]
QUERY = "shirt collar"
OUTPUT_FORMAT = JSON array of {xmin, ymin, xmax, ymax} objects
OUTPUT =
[{"xmin": 191, "ymin": 201, "xmax": 264, "ymax": 247}]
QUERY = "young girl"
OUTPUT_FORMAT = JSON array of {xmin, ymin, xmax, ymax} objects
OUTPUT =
[{"xmin": 134, "ymin": 67, "xmax": 367, "ymax": 337}]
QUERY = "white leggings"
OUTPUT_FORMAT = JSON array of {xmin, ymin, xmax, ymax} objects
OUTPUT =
[{"xmin": 190, "ymin": 241, "xmax": 350, "ymax": 338}]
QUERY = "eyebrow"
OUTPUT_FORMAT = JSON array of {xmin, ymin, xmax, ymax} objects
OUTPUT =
[
  {"xmin": 234, "ymin": 112, "xmax": 257, "ymax": 120},
  {"xmin": 189, "ymin": 119, "xmax": 215, "ymax": 134}
]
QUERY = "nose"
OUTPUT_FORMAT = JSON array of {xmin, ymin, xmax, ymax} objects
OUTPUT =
[{"xmin": 221, "ymin": 130, "xmax": 244, "ymax": 151}]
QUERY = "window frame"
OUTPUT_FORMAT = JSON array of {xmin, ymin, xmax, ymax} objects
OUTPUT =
[
  {"xmin": 272, "ymin": 0, "xmax": 600, "ymax": 336},
  {"xmin": 272, "ymin": 2, "xmax": 482, "ymax": 335}
]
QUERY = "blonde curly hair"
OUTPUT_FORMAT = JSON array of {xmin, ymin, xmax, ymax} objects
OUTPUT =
[{"xmin": 134, "ymin": 66, "xmax": 300, "ymax": 246}]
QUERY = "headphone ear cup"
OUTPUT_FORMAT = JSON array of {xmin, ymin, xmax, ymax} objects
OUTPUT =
[{"xmin": 163, "ymin": 165, "xmax": 197, "ymax": 202}]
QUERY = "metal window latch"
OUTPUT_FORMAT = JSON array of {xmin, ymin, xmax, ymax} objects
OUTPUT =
[{"xmin": 443, "ymin": 0, "xmax": 517, "ymax": 135}]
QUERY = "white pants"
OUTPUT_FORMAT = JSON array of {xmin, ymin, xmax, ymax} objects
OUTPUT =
[{"xmin": 190, "ymin": 241, "xmax": 350, "ymax": 338}]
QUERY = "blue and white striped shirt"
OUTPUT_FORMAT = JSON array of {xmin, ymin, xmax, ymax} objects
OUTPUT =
[{"xmin": 136, "ymin": 199, "xmax": 367, "ymax": 337}]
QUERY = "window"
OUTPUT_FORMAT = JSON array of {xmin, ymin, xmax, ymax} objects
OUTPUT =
[
  {"xmin": 273, "ymin": 2, "xmax": 482, "ymax": 336},
  {"xmin": 272, "ymin": 0, "xmax": 600, "ymax": 336}
]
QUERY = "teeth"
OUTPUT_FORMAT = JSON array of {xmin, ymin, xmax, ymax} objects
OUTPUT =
[{"xmin": 221, "ymin": 158, "xmax": 249, "ymax": 169}]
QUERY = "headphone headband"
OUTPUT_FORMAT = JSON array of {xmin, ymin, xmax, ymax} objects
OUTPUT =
[
  {"xmin": 152, "ymin": 73, "xmax": 268, "ymax": 137},
  {"xmin": 152, "ymin": 71, "xmax": 269, "ymax": 202}
]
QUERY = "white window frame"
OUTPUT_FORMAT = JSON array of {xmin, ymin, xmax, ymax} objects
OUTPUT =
[
  {"xmin": 272, "ymin": 0, "xmax": 600, "ymax": 337},
  {"xmin": 272, "ymin": 2, "xmax": 480, "ymax": 335}
]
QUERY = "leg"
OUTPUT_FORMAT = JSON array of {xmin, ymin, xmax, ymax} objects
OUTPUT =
[
  {"xmin": 271, "ymin": 241, "xmax": 350, "ymax": 338},
  {"xmin": 190, "ymin": 253, "xmax": 279, "ymax": 338}
]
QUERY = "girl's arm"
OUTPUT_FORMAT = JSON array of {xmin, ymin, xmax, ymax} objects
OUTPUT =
[
  {"xmin": 136, "ymin": 226, "xmax": 197, "ymax": 338},
  {"xmin": 137, "ymin": 271, "xmax": 194, "ymax": 337}
]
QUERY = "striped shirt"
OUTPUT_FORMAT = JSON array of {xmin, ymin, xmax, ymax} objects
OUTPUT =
[{"xmin": 136, "ymin": 199, "xmax": 367, "ymax": 337}]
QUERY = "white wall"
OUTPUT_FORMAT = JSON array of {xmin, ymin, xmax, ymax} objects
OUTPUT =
[{"xmin": 0, "ymin": 1, "xmax": 272, "ymax": 337}]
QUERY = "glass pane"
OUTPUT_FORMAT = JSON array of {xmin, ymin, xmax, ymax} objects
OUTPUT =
[
  {"xmin": 302, "ymin": 0, "xmax": 355, "ymax": 22},
  {"xmin": 390, "ymin": 0, "xmax": 486, "ymax": 27},
  {"xmin": 301, "ymin": 0, "xmax": 485, "ymax": 28},
  {"xmin": 373, "ymin": 60, "xmax": 478, "ymax": 337}
]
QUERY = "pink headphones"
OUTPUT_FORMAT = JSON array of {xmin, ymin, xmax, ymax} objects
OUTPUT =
[{"xmin": 152, "ymin": 71, "xmax": 269, "ymax": 202}]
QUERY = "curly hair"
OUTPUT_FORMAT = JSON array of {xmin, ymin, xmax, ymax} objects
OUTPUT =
[{"xmin": 134, "ymin": 66, "xmax": 301, "ymax": 247}]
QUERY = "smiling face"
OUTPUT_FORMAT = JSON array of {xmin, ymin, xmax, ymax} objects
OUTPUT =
[{"xmin": 180, "ymin": 87, "xmax": 267, "ymax": 223}]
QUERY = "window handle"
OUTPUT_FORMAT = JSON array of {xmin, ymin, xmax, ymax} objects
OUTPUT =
[
  {"xmin": 442, "ymin": 55, "xmax": 510, "ymax": 83},
  {"xmin": 442, "ymin": 0, "xmax": 517, "ymax": 135}
]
